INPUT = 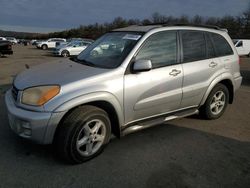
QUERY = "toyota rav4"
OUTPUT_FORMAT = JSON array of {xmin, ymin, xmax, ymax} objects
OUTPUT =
[{"xmin": 5, "ymin": 25, "xmax": 242, "ymax": 163}]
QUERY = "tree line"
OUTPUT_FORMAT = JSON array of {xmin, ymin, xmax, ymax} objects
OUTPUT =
[
  {"xmin": 47, "ymin": 10, "xmax": 250, "ymax": 40},
  {"xmin": 2, "ymin": 8, "xmax": 250, "ymax": 40}
]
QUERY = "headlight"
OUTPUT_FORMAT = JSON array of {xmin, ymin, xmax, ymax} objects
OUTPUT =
[{"xmin": 21, "ymin": 85, "xmax": 60, "ymax": 106}]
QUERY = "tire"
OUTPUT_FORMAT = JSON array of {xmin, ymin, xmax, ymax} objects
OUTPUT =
[
  {"xmin": 42, "ymin": 44, "xmax": 48, "ymax": 50},
  {"xmin": 53, "ymin": 105, "xmax": 111, "ymax": 164},
  {"xmin": 61, "ymin": 50, "xmax": 70, "ymax": 57},
  {"xmin": 200, "ymin": 83, "xmax": 229, "ymax": 120}
]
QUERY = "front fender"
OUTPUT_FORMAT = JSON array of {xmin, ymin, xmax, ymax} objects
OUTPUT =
[{"xmin": 54, "ymin": 91, "xmax": 124, "ymax": 126}]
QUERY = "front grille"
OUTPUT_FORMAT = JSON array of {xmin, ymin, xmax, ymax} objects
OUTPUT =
[{"xmin": 11, "ymin": 86, "xmax": 18, "ymax": 101}]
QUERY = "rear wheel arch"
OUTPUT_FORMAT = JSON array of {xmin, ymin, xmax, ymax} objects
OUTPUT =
[
  {"xmin": 200, "ymin": 77, "xmax": 234, "ymax": 106},
  {"xmin": 218, "ymin": 79, "xmax": 234, "ymax": 104}
]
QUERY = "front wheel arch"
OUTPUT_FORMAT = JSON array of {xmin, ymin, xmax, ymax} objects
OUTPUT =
[{"xmin": 53, "ymin": 100, "xmax": 121, "ymax": 144}]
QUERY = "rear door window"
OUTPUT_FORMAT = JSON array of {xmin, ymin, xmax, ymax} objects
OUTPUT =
[
  {"xmin": 205, "ymin": 33, "xmax": 216, "ymax": 58},
  {"xmin": 181, "ymin": 31, "xmax": 206, "ymax": 62}
]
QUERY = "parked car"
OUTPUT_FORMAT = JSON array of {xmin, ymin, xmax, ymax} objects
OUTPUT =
[
  {"xmin": 0, "ymin": 37, "xmax": 7, "ymax": 41},
  {"xmin": 36, "ymin": 38, "xmax": 66, "ymax": 50},
  {"xmin": 54, "ymin": 40, "xmax": 92, "ymax": 57},
  {"xmin": 5, "ymin": 25, "xmax": 242, "ymax": 163},
  {"xmin": 234, "ymin": 39, "xmax": 250, "ymax": 57},
  {"xmin": 30, "ymin": 39, "xmax": 38, "ymax": 45},
  {"xmin": 5, "ymin": 37, "xmax": 18, "ymax": 44},
  {"xmin": 55, "ymin": 38, "xmax": 94, "ymax": 48},
  {"xmin": 0, "ymin": 41, "xmax": 13, "ymax": 56}
]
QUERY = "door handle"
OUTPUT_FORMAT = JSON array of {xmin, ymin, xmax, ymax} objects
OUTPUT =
[
  {"xmin": 169, "ymin": 69, "xmax": 181, "ymax": 76},
  {"xmin": 209, "ymin": 62, "xmax": 217, "ymax": 68}
]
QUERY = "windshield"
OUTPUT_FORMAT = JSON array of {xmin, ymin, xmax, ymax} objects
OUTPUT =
[{"xmin": 77, "ymin": 32, "xmax": 143, "ymax": 69}]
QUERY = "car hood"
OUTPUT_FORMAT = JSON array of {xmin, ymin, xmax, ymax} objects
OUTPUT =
[{"xmin": 14, "ymin": 59, "xmax": 111, "ymax": 90}]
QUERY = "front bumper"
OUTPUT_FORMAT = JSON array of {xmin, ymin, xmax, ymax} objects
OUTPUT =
[{"xmin": 5, "ymin": 90, "xmax": 65, "ymax": 144}]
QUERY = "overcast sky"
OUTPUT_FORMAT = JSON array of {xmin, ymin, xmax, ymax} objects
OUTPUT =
[{"xmin": 0, "ymin": 0, "xmax": 249, "ymax": 33}]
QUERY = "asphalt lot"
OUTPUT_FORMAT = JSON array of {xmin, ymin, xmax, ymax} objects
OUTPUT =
[{"xmin": 0, "ymin": 45, "xmax": 250, "ymax": 188}]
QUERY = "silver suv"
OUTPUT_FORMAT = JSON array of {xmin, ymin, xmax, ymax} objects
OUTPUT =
[{"xmin": 5, "ymin": 25, "xmax": 242, "ymax": 163}]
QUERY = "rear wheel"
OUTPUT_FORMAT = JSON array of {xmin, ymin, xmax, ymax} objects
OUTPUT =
[
  {"xmin": 200, "ymin": 84, "xmax": 229, "ymax": 120},
  {"xmin": 42, "ymin": 44, "xmax": 48, "ymax": 50},
  {"xmin": 61, "ymin": 50, "xmax": 70, "ymax": 57},
  {"xmin": 53, "ymin": 105, "xmax": 111, "ymax": 164}
]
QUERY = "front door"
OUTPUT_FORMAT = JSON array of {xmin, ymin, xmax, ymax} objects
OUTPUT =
[{"xmin": 124, "ymin": 30, "xmax": 183, "ymax": 124}]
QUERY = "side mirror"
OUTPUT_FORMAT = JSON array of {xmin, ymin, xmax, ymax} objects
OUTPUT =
[
  {"xmin": 73, "ymin": 45, "xmax": 76, "ymax": 48},
  {"xmin": 133, "ymin": 59, "xmax": 152, "ymax": 72}
]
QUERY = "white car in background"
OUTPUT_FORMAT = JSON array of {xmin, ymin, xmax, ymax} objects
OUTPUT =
[
  {"xmin": 0, "ymin": 37, "xmax": 7, "ymax": 41},
  {"xmin": 54, "ymin": 40, "xmax": 92, "ymax": 57},
  {"xmin": 36, "ymin": 38, "xmax": 66, "ymax": 50},
  {"xmin": 5, "ymin": 37, "xmax": 18, "ymax": 44},
  {"xmin": 234, "ymin": 39, "xmax": 250, "ymax": 57}
]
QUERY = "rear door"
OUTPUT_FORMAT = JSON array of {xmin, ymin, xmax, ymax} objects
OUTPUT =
[
  {"xmin": 47, "ymin": 39, "xmax": 55, "ymax": 48},
  {"xmin": 124, "ymin": 30, "xmax": 183, "ymax": 124},
  {"xmin": 180, "ymin": 30, "xmax": 222, "ymax": 108}
]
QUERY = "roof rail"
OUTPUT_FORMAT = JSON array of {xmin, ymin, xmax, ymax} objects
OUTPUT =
[{"xmin": 163, "ymin": 24, "xmax": 222, "ymax": 30}]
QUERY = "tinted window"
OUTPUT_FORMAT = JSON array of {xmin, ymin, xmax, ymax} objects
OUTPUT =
[
  {"xmin": 210, "ymin": 33, "xmax": 233, "ymax": 56},
  {"xmin": 182, "ymin": 31, "xmax": 206, "ymax": 62},
  {"xmin": 206, "ymin": 33, "xmax": 216, "ymax": 58},
  {"xmin": 136, "ymin": 31, "xmax": 177, "ymax": 68}
]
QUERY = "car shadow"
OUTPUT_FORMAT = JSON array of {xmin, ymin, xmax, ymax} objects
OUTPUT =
[
  {"xmin": 240, "ymin": 70, "xmax": 250, "ymax": 87},
  {"xmin": 0, "ymin": 55, "xmax": 9, "ymax": 58}
]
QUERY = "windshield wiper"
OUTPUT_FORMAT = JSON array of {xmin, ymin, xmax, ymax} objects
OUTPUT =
[{"xmin": 71, "ymin": 57, "xmax": 96, "ymax": 67}]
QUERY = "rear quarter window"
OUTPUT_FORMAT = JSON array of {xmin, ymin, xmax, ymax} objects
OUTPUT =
[{"xmin": 210, "ymin": 33, "xmax": 233, "ymax": 57}]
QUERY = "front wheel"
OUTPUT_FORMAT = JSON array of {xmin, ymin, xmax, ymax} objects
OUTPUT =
[
  {"xmin": 61, "ymin": 50, "xmax": 70, "ymax": 57},
  {"xmin": 53, "ymin": 105, "xmax": 111, "ymax": 164},
  {"xmin": 200, "ymin": 84, "xmax": 229, "ymax": 120}
]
